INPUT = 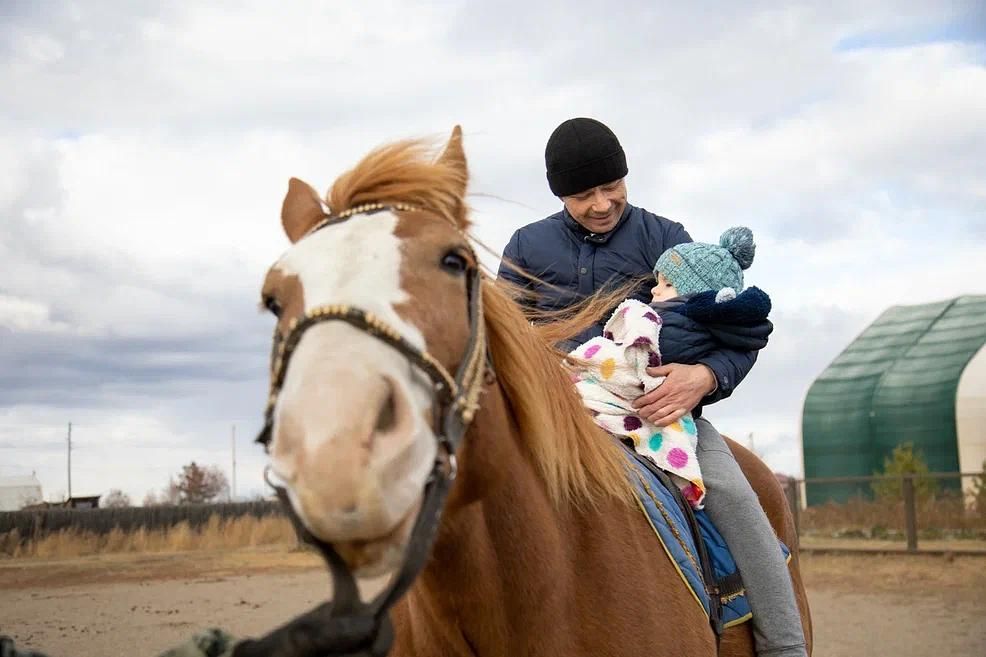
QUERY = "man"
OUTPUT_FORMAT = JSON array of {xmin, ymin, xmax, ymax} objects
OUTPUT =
[
  {"xmin": 497, "ymin": 117, "xmax": 809, "ymax": 657},
  {"xmin": 496, "ymin": 117, "xmax": 756, "ymax": 428}
]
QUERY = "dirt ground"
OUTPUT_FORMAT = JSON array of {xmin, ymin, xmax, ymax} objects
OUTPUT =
[{"xmin": 1, "ymin": 548, "xmax": 984, "ymax": 656}]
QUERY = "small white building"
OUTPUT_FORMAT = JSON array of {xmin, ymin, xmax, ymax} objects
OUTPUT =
[{"xmin": 0, "ymin": 475, "xmax": 44, "ymax": 511}]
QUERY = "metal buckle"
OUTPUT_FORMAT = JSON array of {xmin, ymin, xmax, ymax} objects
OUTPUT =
[{"xmin": 263, "ymin": 464, "xmax": 286, "ymax": 491}]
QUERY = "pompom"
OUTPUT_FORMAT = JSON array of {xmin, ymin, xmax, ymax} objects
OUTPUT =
[
  {"xmin": 719, "ymin": 226, "xmax": 755, "ymax": 270},
  {"xmin": 715, "ymin": 287, "xmax": 737, "ymax": 303}
]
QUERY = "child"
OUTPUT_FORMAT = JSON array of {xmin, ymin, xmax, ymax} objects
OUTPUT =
[{"xmin": 568, "ymin": 227, "xmax": 807, "ymax": 657}]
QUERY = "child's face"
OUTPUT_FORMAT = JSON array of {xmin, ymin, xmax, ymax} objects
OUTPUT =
[{"xmin": 651, "ymin": 272, "xmax": 678, "ymax": 302}]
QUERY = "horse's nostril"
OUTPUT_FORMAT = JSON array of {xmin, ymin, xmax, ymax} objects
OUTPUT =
[{"xmin": 374, "ymin": 383, "xmax": 398, "ymax": 434}]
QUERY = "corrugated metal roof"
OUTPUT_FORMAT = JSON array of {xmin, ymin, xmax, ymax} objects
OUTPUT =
[{"xmin": 802, "ymin": 295, "xmax": 986, "ymax": 503}]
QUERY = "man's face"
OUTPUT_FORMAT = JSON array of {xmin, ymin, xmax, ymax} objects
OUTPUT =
[{"xmin": 561, "ymin": 178, "xmax": 627, "ymax": 234}]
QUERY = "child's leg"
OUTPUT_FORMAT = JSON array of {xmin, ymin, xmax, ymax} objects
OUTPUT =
[{"xmin": 694, "ymin": 418, "xmax": 807, "ymax": 657}]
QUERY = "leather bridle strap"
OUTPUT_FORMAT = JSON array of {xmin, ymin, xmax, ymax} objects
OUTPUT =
[
  {"xmin": 236, "ymin": 204, "xmax": 488, "ymax": 657},
  {"xmin": 230, "ymin": 472, "xmax": 455, "ymax": 657}
]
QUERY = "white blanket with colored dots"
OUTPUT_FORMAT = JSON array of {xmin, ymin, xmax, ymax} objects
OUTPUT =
[{"xmin": 567, "ymin": 299, "xmax": 706, "ymax": 509}]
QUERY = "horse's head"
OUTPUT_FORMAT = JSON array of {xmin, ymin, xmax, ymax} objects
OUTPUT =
[{"xmin": 257, "ymin": 127, "xmax": 482, "ymax": 576}]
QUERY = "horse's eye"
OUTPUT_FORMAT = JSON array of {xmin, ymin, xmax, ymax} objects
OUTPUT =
[
  {"xmin": 263, "ymin": 296, "xmax": 282, "ymax": 318},
  {"xmin": 441, "ymin": 251, "xmax": 469, "ymax": 275}
]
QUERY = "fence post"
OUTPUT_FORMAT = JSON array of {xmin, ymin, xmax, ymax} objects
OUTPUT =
[
  {"xmin": 902, "ymin": 475, "xmax": 918, "ymax": 552},
  {"xmin": 795, "ymin": 482, "xmax": 802, "ymax": 539},
  {"xmin": 785, "ymin": 480, "xmax": 802, "ymax": 539}
]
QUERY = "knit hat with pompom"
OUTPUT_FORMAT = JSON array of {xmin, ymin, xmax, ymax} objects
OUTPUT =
[{"xmin": 654, "ymin": 227, "xmax": 756, "ymax": 297}]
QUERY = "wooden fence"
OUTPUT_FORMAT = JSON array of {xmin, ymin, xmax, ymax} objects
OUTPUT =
[{"xmin": 783, "ymin": 471, "xmax": 986, "ymax": 553}]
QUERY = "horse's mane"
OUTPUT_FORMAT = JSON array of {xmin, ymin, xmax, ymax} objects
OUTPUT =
[
  {"xmin": 325, "ymin": 134, "xmax": 634, "ymax": 509},
  {"xmin": 327, "ymin": 139, "xmax": 469, "ymax": 229},
  {"xmin": 483, "ymin": 281, "xmax": 636, "ymax": 509}
]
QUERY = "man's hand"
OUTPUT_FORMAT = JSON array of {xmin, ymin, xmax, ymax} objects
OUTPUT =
[{"xmin": 632, "ymin": 363, "xmax": 717, "ymax": 427}]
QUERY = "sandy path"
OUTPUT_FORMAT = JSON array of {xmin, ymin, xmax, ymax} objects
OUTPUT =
[
  {"xmin": 807, "ymin": 587, "xmax": 984, "ymax": 655},
  {"xmin": 1, "ymin": 571, "xmax": 327, "ymax": 656},
  {"xmin": 1, "ymin": 551, "xmax": 983, "ymax": 656}
]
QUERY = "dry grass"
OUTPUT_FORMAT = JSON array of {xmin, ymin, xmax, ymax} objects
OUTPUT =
[
  {"xmin": 799, "ymin": 493, "xmax": 986, "ymax": 541},
  {"xmin": 1, "ymin": 514, "xmax": 298, "ymax": 560},
  {"xmin": 0, "ymin": 544, "xmax": 324, "ymax": 590}
]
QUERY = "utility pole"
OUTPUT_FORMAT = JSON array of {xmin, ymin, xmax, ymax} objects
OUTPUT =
[
  {"xmin": 231, "ymin": 424, "xmax": 237, "ymax": 502},
  {"xmin": 67, "ymin": 422, "xmax": 72, "ymax": 500}
]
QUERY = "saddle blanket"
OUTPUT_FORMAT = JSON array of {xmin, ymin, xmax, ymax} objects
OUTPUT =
[{"xmin": 624, "ymin": 448, "xmax": 791, "ymax": 628}]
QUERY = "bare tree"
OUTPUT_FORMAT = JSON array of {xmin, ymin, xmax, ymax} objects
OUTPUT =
[
  {"xmin": 142, "ymin": 490, "xmax": 160, "ymax": 507},
  {"xmin": 162, "ymin": 480, "xmax": 182, "ymax": 505},
  {"xmin": 170, "ymin": 462, "xmax": 229, "ymax": 504},
  {"xmin": 101, "ymin": 489, "xmax": 132, "ymax": 508}
]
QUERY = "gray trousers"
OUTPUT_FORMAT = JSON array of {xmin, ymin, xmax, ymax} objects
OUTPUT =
[{"xmin": 695, "ymin": 417, "xmax": 807, "ymax": 657}]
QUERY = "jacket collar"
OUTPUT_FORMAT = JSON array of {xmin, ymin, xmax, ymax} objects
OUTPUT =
[
  {"xmin": 649, "ymin": 296, "xmax": 689, "ymax": 312},
  {"xmin": 562, "ymin": 204, "xmax": 633, "ymax": 244}
]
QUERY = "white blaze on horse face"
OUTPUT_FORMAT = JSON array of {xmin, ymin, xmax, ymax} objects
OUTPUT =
[{"xmin": 268, "ymin": 211, "xmax": 437, "ymax": 559}]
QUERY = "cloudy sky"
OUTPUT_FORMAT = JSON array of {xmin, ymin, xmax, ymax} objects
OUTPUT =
[{"xmin": 1, "ymin": 1, "xmax": 984, "ymax": 504}]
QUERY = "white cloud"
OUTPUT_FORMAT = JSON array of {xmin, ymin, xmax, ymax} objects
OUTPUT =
[
  {"xmin": 654, "ymin": 43, "xmax": 986, "ymax": 238},
  {"xmin": 0, "ymin": 294, "xmax": 70, "ymax": 333}
]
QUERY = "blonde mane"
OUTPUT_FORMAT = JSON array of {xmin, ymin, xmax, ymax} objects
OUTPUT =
[
  {"xmin": 324, "ymin": 133, "xmax": 633, "ymax": 509},
  {"xmin": 327, "ymin": 139, "xmax": 469, "ymax": 229},
  {"xmin": 483, "ymin": 280, "xmax": 636, "ymax": 508}
]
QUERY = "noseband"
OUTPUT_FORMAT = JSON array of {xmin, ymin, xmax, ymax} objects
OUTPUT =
[{"xmin": 236, "ymin": 203, "xmax": 489, "ymax": 657}]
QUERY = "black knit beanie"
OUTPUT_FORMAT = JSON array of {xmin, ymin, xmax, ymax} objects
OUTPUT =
[{"xmin": 544, "ymin": 118, "xmax": 628, "ymax": 197}]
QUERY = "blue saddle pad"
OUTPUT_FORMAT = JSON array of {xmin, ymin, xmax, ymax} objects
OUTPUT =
[{"xmin": 624, "ymin": 449, "xmax": 790, "ymax": 628}]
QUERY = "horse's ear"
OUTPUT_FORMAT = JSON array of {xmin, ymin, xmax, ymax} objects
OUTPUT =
[
  {"xmin": 435, "ymin": 125, "xmax": 468, "ymax": 224},
  {"xmin": 281, "ymin": 177, "xmax": 326, "ymax": 243},
  {"xmin": 436, "ymin": 125, "xmax": 466, "ymax": 172}
]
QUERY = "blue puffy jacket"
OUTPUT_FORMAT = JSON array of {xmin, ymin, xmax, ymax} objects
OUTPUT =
[{"xmin": 496, "ymin": 203, "xmax": 757, "ymax": 405}]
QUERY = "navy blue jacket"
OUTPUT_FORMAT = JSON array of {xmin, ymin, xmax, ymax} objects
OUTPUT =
[
  {"xmin": 497, "ymin": 203, "xmax": 757, "ymax": 405},
  {"xmin": 651, "ymin": 287, "xmax": 772, "ymax": 416},
  {"xmin": 655, "ymin": 288, "xmax": 772, "ymax": 414}
]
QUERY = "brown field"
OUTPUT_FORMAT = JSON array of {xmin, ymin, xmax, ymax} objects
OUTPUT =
[{"xmin": 1, "ymin": 546, "xmax": 983, "ymax": 657}]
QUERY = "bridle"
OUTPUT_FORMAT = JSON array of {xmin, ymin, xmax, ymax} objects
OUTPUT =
[{"xmin": 234, "ymin": 203, "xmax": 489, "ymax": 657}]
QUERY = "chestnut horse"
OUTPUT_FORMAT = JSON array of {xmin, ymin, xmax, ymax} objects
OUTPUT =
[{"xmin": 258, "ymin": 126, "xmax": 812, "ymax": 656}]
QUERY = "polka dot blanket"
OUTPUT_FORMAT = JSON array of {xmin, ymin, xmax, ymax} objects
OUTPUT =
[{"xmin": 568, "ymin": 299, "xmax": 706, "ymax": 509}]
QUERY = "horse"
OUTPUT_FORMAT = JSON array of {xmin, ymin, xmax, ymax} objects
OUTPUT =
[{"xmin": 256, "ymin": 126, "xmax": 812, "ymax": 656}]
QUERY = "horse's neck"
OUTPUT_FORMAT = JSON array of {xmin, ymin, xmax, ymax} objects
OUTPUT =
[
  {"xmin": 395, "ymin": 383, "xmax": 569, "ymax": 652},
  {"xmin": 433, "ymin": 380, "xmax": 563, "ymax": 580},
  {"xmin": 393, "ymin": 382, "xmax": 716, "ymax": 656}
]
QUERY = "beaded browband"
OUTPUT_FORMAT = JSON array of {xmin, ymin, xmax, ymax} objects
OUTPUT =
[{"xmin": 256, "ymin": 201, "xmax": 487, "ymax": 451}]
